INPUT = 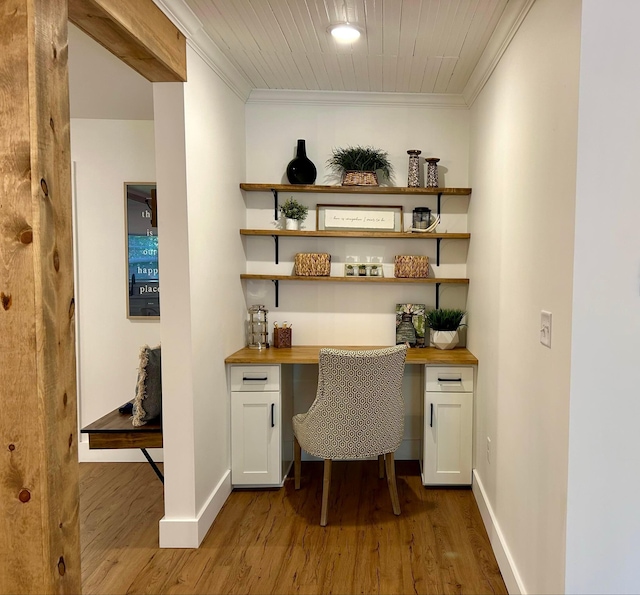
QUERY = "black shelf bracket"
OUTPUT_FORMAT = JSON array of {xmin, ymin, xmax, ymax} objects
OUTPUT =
[
  {"xmin": 271, "ymin": 279, "xmax": 279, "ymax": 308},
  {"xmin": 271, "ymin": 235, "xmax": 279, "ymax": 264},
  {"xmin": 436, "ymin": 238, "xmax": 442, "ymax": 267},
  {"xmin": 437, "ymin": 192, "xmax": 443, "ymax": 218},
  {"xmin": 271, "ymin": 189, "xmax": 279, "ymax": 220},
  {"xmin": 435, "ymin": 282, "xmax": 441, "ymax": 310}
]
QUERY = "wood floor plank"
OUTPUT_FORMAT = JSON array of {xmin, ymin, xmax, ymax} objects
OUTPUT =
[{"xmin": 80, "ymin": 461, "xmax": 507, "ymax": 595}]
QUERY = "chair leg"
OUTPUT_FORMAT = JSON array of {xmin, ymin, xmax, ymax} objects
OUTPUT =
[
  {"xmin": 294, "ymin": 436, "xmax": 301, "ymax": 490},
  {"xmin": 320, "ymin": 459, "xmax": 332, "ymax": 526},
  {"xmin": 384, "ymin": 452, "xmax": 401, "ymax": 516},
  {"xmin": 378, "ymin": 454, "xmax": 385, "ymax": 479}
]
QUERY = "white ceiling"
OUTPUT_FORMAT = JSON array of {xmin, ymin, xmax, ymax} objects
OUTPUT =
[
  {"xmin": 68, "ymin": 0, "xmax": 535, "ymax": 119},
  {"xmin": 181, "ymin": 0, "xmax": 509, "ymax": 95}
]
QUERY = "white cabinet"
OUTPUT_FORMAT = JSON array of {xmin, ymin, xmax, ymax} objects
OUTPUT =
[
  {"xmin": 230, "ymin": 365, "xmax": 292, "ymax": 487},
  {"xmin": 422, "ymin": 366, "xmax": 474, "ymax": 486}
]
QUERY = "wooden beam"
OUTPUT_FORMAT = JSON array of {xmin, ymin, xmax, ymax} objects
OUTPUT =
[
  {"xmin": 0, "ymin": 1, "xmax": 81, "ymax": 593},
  {"xmin": 69, "ymin": 0, "xmax": 187, "ymax": 82}
]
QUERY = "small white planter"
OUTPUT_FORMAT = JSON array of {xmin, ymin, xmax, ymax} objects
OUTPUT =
[
  {"xmin": 285, "ymin": 218, "xmax": 300, "ymax": 230},
  {"xmin": 430, "ymin": 329, "xmax": 459, "ymax": 350}
]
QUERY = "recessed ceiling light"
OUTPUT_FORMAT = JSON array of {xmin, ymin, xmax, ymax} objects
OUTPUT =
[{"xmin": 328, "ymin": 23, "xmax": 362, "ymax": 43}]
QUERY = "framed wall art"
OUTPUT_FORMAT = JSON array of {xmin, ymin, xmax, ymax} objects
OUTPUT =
[
  {"xmin": 125, "ymin": 182, "xmax": 159, "ymax": 318},
  {"xmin": 316, "ymin": 204, "xmax": 403, "ymax": 232}
]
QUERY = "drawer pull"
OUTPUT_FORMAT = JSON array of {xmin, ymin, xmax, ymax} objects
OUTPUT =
[
  {"xmin": 271, "ymin": 403, "xmax": 275, "ymax": 427},
  {"xmin": 243, "ymin": 376, "xmax": 268, "ymax": 382},
  {"xmin": 438, "ymin": 377, "xmax": 462, "ymax": 383},
  {"xmin": 430, "ymin": 403, "xmax": 434, "ymax": 427}
]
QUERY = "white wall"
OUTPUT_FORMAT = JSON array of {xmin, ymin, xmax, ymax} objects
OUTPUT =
[
  {"xmin": 245, "ymin": 97, "xmax": 470, "ymax": 345},
  {"xmin": 566, "ymin": 2, "xmax": 640, "ymax": 592},
  {"xmin": 467, "ymin": 1, "xmax": 581, "ymax": 593},
  {"xmin": 245, "ymin": 97, "xmax": 470, "ymax": 459},
  {"xmin": 71, "ymin": 119, "xmax": 161, "ymax": 462},
  {"xmin": 155, "ymin": 45, "xmax": 247, "ymax": 548}
]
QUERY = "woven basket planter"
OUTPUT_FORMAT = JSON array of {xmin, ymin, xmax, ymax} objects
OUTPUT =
[
  {"xmin": 394, "ymin": 255, "xmax": 429, "ymax": 278},
  {"xmin": 342, "ymin": 170, "xmax": 378, "ymax": 186},
  {"xmin": 294, "ymin": 253, "xmax": 331, "ymax": 276}
]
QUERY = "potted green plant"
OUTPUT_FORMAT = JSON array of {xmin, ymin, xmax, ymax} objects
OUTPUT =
[
  {"xmin": 327, "ymin": 145, "xmax": 394, "ymax": 186},
  {"xmin": 425, "ymin": 308, "xmax": 466, "ymax": 350},
  {"xmin": 279, "ymin": 197, "xmax": 308, "ymax": 230}
]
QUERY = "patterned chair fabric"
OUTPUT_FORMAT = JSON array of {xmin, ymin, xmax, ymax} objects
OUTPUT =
[{"xmin": 292, "ymin": 345, "xmax": 407, "ymax": 460}]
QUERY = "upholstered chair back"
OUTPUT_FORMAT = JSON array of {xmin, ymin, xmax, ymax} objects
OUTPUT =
[{"xmin": 292, "ymin": 344, "xmax": 407, "ymax": 460}]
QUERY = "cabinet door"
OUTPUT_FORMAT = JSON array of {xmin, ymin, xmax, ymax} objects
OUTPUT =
[
  {"xmin": 423, "ymin": 392, "xmax": 472, "ymax": 485},
  {"xmin": 231, "ymin": 391, "xmax": 280, "ymax": 486}
]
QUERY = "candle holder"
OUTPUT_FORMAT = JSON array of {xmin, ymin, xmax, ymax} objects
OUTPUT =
[
  {"xmin": 407, "ymin": 149, "xmax": 421, "ymax": 187},
  {"xmin": 425, "ymin": 157, "xmax": 440, "ymax": 188}
]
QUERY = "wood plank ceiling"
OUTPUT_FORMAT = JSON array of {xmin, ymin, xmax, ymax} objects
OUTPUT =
[{"xmin": 183, "ymin": 0, "xmax": 508, "ymax": 94}]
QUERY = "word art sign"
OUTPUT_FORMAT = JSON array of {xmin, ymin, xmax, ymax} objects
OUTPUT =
[
  {"xmin": 125, "ymin": 183, "xmax": 159, "ymax": 318},
  {"xmin": 317, "ymin": 204, "xmax": 403, "ymax": 232}
]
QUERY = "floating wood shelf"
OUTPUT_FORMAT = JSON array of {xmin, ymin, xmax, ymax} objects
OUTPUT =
[
  {"xmin": 240, "ymin": 229, "xmax": 470, "ymax": 239},
  {"xmin": 240, "ymin": 183, "xmax": 472, "ymax": 195},
  {"xmin": 239, "ymin": 182, "xmax": 472, "ymax": 309},
  {"xmin": 241, "ymin": 274, "xmax": 469, "ymax": 284},
  {"xmin": 240, "ymin": 274, "xmax": 469, "ymax": 308},
  {"xmin": 240, "ymin": 229, "xmax": 470, "ymax": 267}
]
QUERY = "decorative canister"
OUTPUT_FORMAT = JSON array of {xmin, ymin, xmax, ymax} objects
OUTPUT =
[
  {"xmin": 396, "ymin": 312, "xmax": 417, "ymax": 346},
  {"xmin": 407, "ymin": 149, "xmax": 421, "ymax": 187},
  {"xmin": 425, "ymin": 157, "xmax": 440, "ymax": 188},
  {"xmin": 247, "ymin": 305, "xmax": 269, "ymax": 349}
]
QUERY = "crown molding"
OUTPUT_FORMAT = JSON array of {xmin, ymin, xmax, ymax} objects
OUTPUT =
[
  {"xmin": 463, "ymin": 0, "xmax": 537, "ymax": 107},
  {"xmin": 247, "ymin": 89, "xmax": 468, "ymax": 109},
  {"xmin": 153, "ymin": 0, "xmax": 252, "ymax": 102}
]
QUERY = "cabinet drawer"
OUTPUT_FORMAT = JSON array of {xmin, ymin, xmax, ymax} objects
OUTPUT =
[
  {"xmin": 425, "ymin": 366, "xmax": 474, "ymax": 393},
  {"xmin": 230, "ymin": 365, "xmax": 280, "ymax": 392}
]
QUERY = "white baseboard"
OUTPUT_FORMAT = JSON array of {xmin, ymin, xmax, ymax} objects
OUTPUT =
[
  {"xmin": 472, "ymin": 469, "xmax": 525, "ymax": 595},
  {"xmin": 159, "ymin": 469, "xmax": 232, "ymax": 548},
  {"xmin": 78, "ymin": 438, "xmax": 164, "ymax": 463}
]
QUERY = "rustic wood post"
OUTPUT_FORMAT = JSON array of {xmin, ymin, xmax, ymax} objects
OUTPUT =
[{"xmin": 0, "ymin": 1, "xmax": 81, "ymax": 593}]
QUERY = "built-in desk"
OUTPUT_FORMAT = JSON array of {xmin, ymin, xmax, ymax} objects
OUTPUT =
[
  {"xmin": 225, "ymin": 346, "xmax": 478, "ymax": 366},
  {"xmin": 225, "ymin": 346, "xmax": 478, "ymax": 488}
]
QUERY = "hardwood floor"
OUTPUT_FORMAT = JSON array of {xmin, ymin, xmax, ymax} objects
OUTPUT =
[{"xmin": 80, "ymin": 460, "xmax": 507, "ymax": 594}]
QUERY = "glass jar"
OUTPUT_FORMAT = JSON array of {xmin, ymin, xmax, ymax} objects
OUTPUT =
[{"xmin": 247, "ymin": 304, "xmax": 269, "ymax": 349}]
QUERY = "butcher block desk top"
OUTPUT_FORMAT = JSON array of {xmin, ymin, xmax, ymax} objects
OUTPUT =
[{"xmin": 225, "ymin": 346, "xmax": 478, "ymax": 366}]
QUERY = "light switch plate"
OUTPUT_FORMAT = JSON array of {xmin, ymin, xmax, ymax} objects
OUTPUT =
[{"xmin": 540, "ymin": 311, "xmax": 552, "ymax": 348}]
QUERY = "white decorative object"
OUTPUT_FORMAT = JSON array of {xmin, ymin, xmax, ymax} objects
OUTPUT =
[
  {"xmin": 430, "ymin": 329, "xmax": 459, "ymax": 350},
  {"xmin": 285, "ymin": 218, "xmax": 299, "ymax": 230}
]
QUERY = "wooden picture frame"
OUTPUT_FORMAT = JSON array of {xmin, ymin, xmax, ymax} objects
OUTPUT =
[
  {"xmin": 317, "ymin": 204, "xmax": 403, "ymax": 232},
  {"xmin": 125, "ymin": 182, "xmax": 159, "ymax": 319}
]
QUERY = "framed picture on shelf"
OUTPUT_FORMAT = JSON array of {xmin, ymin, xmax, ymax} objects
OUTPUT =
[
  {"xmin": 317, "ymin": 204, "xmax": 403, "ymax": 232},
  {"xmin": 395, "ymin": 304, "xmax": 426, "ymax": 348}
]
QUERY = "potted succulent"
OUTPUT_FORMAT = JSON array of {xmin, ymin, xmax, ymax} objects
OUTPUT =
[
  {"xmin": 327, "ymin": 145, "xmax": 394, "ymax": 186},
  {"xmin": 279, "ymin": 197, "xmax": 309, "ymax": 230},
  {"xmin": 425, "ymin": 308, "xmax": 466, "ymax": 350}
]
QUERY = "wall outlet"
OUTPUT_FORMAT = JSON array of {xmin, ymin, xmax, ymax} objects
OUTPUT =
[
  {"xmin": 486, "ymin": 436, "xmax": 492, "ymax": 463},
  {"xmin": 540, "ymin": 310, "xmax": 552, "ymax": 348}
]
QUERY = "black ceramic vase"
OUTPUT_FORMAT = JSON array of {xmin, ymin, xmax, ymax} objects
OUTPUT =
[{"xmin": 286, "ymin": 139, "xmax": 317, "ymax": 185}]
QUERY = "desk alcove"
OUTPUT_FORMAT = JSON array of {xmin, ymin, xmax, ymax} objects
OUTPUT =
[{"xmin": 225, "ymin": 346, "xmax": 478, "ymax": 488}]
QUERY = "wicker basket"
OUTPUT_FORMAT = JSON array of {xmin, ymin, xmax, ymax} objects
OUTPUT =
[
  {"xmin": 294, "ymin": 253, "xmax": 331, "ymax": 276},
  {"xmin": 342, "ymin": 170, "xmax": 379, "ymax": 186},
  {"xmin": 394, "ymin": 255, "xmax": 429, "ymax": 278}
]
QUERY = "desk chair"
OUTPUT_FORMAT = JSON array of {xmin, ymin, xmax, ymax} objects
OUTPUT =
[{"xmin": 292, "ymin": 344, "xmax": 408, "ymax": 526}]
